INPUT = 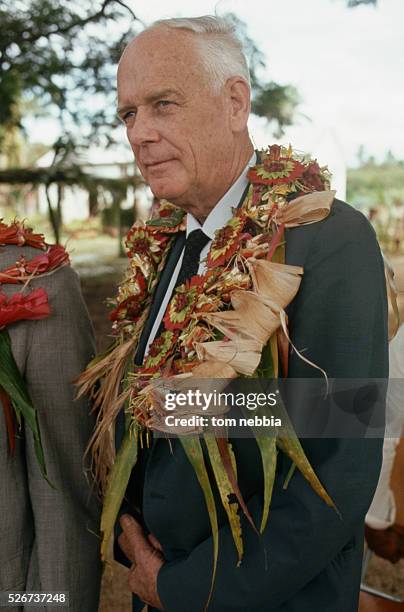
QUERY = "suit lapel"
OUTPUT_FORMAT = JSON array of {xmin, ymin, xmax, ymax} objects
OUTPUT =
[
  {"xmin": 135, "ymin": 231, "xmax": 186, "ymax": 366},
  {"xmin": 116, "ymin": 232, "xmax": 186, "ymax": 450}
]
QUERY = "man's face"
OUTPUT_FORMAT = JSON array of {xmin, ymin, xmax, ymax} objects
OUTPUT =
[{"xmin": 117, "ymin": 28, "xmax": 237, "ymax": 207}]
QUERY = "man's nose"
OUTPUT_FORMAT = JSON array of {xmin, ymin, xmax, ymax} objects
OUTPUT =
[{"xmin": 127, "ymin": 107, "xmax": 160, "ymax": 147}]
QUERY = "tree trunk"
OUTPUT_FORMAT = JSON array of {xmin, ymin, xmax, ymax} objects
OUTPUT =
[
  {"xmin": 112, "ymin": 188, "xmax": 126, "ymax": 257},
  {"xmin": 88, "ymin": 186, "xmax": 99, "ymax": 217},
  {"xmin": 45, "ymin": 183, "xmax": 61, "ymax": 244},
  {"xmin": 56, "ymin": 183, "xmax": 63, "ymax": 229}
]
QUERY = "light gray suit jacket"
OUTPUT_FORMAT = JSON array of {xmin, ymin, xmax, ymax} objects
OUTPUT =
[{"xmin": 0, "ymin": 244, "xmax": 101, "ymax": 612}]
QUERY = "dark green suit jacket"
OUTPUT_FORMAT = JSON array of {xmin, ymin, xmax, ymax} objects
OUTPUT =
[{"xmin": 116, "ymin": 198, "xmax": 388, "ymax": 611}]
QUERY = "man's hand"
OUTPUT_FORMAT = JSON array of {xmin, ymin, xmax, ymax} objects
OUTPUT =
[{"xmin": 119, "ymin": 514, "xmax": 165, "ymax": 610}]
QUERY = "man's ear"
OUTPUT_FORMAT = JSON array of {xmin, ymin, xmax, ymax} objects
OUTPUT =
[{"xmin": 226, "ymin": 76, "xmax": 251, "ymax": 133}]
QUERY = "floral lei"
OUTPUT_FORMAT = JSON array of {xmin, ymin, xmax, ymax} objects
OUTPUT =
[
  {"xmin": 77, "ymin": 144, "xmax": 339, "ymax": 588},
  {"xmin": 0, "ymin": 219, "xmax": 70, "ymax": 480},
  {"xmin": 111, "ymin": 145, "xmax": 331, "ymax": 373}
]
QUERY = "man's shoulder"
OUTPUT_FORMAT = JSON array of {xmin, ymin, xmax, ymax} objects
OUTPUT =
[
  {"xmin": 0, "ymin": 243, "xmax": 40, "ymax": 267},
  {"xmin": 313, "ymin": 197, "xmax": 381, "ymax": 258},
  {"xmin": 302, "ymin": 196, "xmax": 376, "ymax": 241},
  {"xmin": 0, "ymin": 243, "xmax": 81, "ymax": 298},
  {"xmin": 322, "ymin": 197, "xmax": 374, "ymax": 235},
  {"xmin": 286, "ymin": 196, "xmax": 378, "ymax": 267}
]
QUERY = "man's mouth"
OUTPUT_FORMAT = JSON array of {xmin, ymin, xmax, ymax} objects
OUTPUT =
[{"xmin": 144, "ymin": 159, "xmax": 174, "ymax": 169}]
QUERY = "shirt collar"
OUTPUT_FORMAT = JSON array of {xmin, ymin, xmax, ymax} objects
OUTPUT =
[{"xmin": 186, "ymin": 152, "xmax": 257, "ymax": 239}]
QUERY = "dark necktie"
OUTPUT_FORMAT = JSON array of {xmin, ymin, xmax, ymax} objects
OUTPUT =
[
  {"xmin": 155, "ymin": 228, "xmax": 210, "ymax": 337},
  {"xmin": 175, "ymin": 228, "xmax": 210, "ymax": 288}
]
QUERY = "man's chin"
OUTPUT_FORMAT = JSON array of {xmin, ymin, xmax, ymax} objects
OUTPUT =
[{"xmin": 148, "ymin": 181, "xmax": 185, "ymax": 204}]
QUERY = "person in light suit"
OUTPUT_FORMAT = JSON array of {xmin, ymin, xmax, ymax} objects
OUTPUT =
[
  {"xmin": 114, "ymin": 16, "xmax": 388, "ymax": 611},
  {"xmin": 0, "ymin": 242, "xmax": 101, "ymax": 612}
]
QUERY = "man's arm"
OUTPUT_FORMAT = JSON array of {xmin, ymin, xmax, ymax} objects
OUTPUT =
[
  {"xmin": 156, "ymin": 205, "xmax": 389, "ymax": 611},
  {"xmin": 157, "ymin": 439, "xmax": 381, "ymax": 611},
  {"xmin": 15, "ymin": 265, "xmax": 102, "ymax": 612}
]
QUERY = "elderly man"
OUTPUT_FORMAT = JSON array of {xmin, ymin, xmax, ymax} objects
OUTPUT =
[{"xmin": 113, "ymin": 16, "xmax": 388, "ymax": 612}]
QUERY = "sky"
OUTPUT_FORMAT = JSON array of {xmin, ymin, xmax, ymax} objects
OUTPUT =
[{"xmin": 25, "ymin": 0, "xmax": 404, "ymax": 168}]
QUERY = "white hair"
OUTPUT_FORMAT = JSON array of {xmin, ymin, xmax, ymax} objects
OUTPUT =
[{"xmin": 148, "ymin": 15, "xmax": 251, "ymax": 93}]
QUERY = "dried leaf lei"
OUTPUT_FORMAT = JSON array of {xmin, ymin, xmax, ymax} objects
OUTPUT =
[
  {"xmin": 0, "ymin": 219, "xmax": 70, "ymax": 481},
  {"xmin": 78, "ymin": 145, "xmax": 338, "ymax": 586}
]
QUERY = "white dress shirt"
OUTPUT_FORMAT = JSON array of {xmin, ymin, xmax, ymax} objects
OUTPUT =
[{"xmin": 145, "ymin": 153, "xmax": 256, "ymax": 355}]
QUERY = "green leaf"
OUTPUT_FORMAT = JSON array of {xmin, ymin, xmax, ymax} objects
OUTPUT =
[
  {"xmin": 100, "ymin": 424, "xmax": 139, "ymax": 561},
  {"xmin": 241, "ymin": 399, "xmax": 278, "ymax": 534},
  {"xmin": 146, "ymin": 208, "xmax": 185, "ymax": 228},
  {"xmin": 180, "ymin": 436, "xmax": 218, "ymax": 608},
  {"xmin": 255, "ymin": 435, "xmax": 277, "ymax": 533},
  {"xmin": 204, "ymin": 434, "xmax": 243, "ymax": 565},
  {"xmin": 274, "ymin": 397, "xmax": 340, "ymax": 516},
  {"xmin": 283, "ymin": 462, "xmax": 296, "ymax": 490},
  {"xmin": 256, "ymin": 340, "xmax": 275, "ymax": 378},
  {"xmin": 0, "ymin": 330, "xmax": 48, "ymax": 482}
]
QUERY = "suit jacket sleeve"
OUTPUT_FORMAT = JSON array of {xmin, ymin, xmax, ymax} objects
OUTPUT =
[
  {"xmin": 156, "ymin": 205, "xmax": 389, "ymax": 611},
  {"xmin": 11, "ymin": 265, "xmax": 102, "ymax": 612}
]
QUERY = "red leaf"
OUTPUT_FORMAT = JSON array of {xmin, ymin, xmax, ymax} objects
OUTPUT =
[
  {"xmin": 0, "ymin": 386, "xmax": 15, "ymax": 454},
  {"xmin": 267, "ymin": 224, "xmax": 285, "ymax": 261},
  {"xmin": 0, "ymin": 288, "xmax": 51, "ymax": 328},
  {"xmin": 277, "ymin": 327, "xmax": 289, "ymax": 378},
  {"xmin": 0, "ymin": 245, "xmax": 69, "ymax": 284},
  {"xmin": 0, "ymin": 221, "xmax": 46, "ymax": 250}
]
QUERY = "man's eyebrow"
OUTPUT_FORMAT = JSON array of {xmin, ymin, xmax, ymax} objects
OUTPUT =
[
  {"xmin": 116, "ymin": 103, "xmax": 133, "ymax": 117},
  {"xmin": 117, "ymin": 89, "xmax": 182, "ymax": 115},
  {"xmin": 146, "ymin": 89, "xmax": 181, "ymax": 103}
]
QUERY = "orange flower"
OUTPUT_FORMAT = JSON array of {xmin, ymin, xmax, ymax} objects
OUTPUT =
[
  {"xmin": 248, "ymin": 158, "xmax": 305, "ymax": 186},
  {"xmin": 207, "ymin": 212, "xmax": 246, "ymax": 268},
  {"xmin": 163, "ymin": 277, "xmax": 203, "ymax": 331},
  {"xmin": 143, "ymin": 330, "xmax": 177, "ymax": 370},
  {"xmin": 125, "ymin": 226, "xmax": 169, "ymax": 260},
  {"xmin": 110, "ymin": 272, "xmax": 147, "ymax": 323}
]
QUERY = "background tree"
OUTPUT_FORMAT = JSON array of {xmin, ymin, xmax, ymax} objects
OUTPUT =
[
  {"xmin": 0, "ymin": 0, "xmax": 144, "ymax": 241},
  {"xmin": 0, "ymin": 0, "xmax": 142, "ymax": 152}
]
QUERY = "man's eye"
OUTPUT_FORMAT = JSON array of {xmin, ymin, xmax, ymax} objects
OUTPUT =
[
  {"xmin": 156, "ymin": 100, "xmax": 172, "ymax": 108},
  {"xmin": 122, "ymin": 111, "xmax": 136, "ymax": 123}
]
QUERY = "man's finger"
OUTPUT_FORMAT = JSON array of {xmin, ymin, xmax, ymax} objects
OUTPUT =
[
  {"xmin": 117, "ymin": 531, "xmax": 136, "ymax": 563},
  {"xmin": 120, "ymin": 514, "xmax": 154, "ymax": 561},
  {"xmin": 148, "ymin": 533, "xmax": 163, "ymax": 552},
  {"xmin": 120, "ymin": 514, "xmax": 144, "ymax": 540}
]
